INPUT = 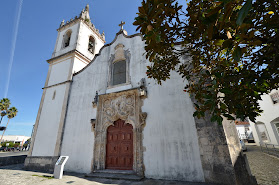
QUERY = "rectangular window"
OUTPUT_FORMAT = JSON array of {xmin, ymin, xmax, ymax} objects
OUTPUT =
[{"xmin": 112, "ymin": 60, "xmax": 126, "ymax": 85}]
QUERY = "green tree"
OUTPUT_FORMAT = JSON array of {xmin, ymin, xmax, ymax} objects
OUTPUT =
[
  {"xmin": 0, "ymin": 98, "xmax": 11, "ymax": 125},
  {"xmin": 134, "ymin": 0, "xmax": 279, "ymax": 124},
  {"xmin": 1, "ymin": 141, "xmax": 15, "ymax": 147},
  {"xmin": 0, "ymin": 107, "xmax": 18, "ymax": 143},
  {"xmin": 23, "ymin": 138, "xmax": 31, "ymax": 147}
]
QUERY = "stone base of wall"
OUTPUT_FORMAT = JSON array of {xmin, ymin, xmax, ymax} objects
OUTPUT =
[
  {"xmin": 196, "ymin": 121, "xmax": 236, "ymax": 185},
  {"xmin": 222, "ymin": 118, "xmax": 257, "ymax": 185},
  {"xmin": 24, "ymin": 156, "xmax": 59, "ymax": 173},
  {"xmin": 0, "ymin": 155, "xmax": 27, "ymax": 166},
  {"xmin": 234, "ymin": 153, "xmax": 257, "ymax": 185}
]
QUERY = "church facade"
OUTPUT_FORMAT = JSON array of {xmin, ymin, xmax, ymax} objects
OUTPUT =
[{"xmin": 25, "ymin": 5, "xmax": 256, "ymax": 184}]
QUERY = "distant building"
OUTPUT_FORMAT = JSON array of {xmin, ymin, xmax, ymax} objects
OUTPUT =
[
  {"xmin": 249, "ymin": 89, "xmax": 279, "ymax": 146},
  {"xmin": 235, "ymin": 121, "xmax": 254, "ymax": 142},
  {"xmin": 1, "ymin": 135, "xmax": 31, "ymax": 146}
]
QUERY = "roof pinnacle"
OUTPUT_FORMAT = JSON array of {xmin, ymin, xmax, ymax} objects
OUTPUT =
[{"xmin": 85, "ymin": 4, "xmax": 89, "ymax": 12}]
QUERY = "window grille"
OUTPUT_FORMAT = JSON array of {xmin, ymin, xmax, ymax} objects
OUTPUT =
[
  {"xmin": 112, "ymin": 60, "xmax": 126, "ymax": 85},
  {"xmin": 270, "ymin": 92, "xmax": 279, "ymax": 104}
]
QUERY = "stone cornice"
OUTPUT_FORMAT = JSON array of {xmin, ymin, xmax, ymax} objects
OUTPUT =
[
  {"xmin": 47, "ymin": 49, "xmax": 91, "ymax": 64},
  {"xmin": 43, "ymin": 80, "xmax": 72, "ymax": 89}
]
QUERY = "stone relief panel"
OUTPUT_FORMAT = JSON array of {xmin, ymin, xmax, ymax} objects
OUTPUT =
[{"xmin": 92, "ymin": 89, "xmax": 146, "ymax": 176}]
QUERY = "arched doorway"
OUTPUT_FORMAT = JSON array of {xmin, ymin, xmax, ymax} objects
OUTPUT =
[
  {"xmin": 92, "ymin": 90, "xmax": 146, "ymax": 176},
  {"xmin": 255, "ymin": 122, "xmax": 270, "ymax": 143},
  {"xmin": 106, "ymin": 119, "xmax": 133, "ymax": 170}
]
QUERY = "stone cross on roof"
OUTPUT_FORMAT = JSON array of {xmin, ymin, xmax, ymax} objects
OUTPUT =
[{"xmin": 119, "ymin": 21, "xmax": 125, "ymax": 30}]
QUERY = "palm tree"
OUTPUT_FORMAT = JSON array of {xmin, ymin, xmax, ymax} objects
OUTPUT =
[
  {"xmin": 0, "ymin": 98, "xmax": 11, "ymax": 125},
  {"xmin": 0, "ymin": 107, "xmax": 18, "ymax": 144}
]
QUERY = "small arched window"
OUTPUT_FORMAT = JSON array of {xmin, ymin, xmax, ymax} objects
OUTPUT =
[
  {"xmin": 112, "ymin": 60, "xmax": 126, "ymax": 86},
  {"xmin": 275, "ymin": 122, "xmax": 279, "ymax": 134},
  {"xmin": 63, "ymin": 30, "xmax": 72, "ymax": 48},
  {"xmin": 88, "ymin": 36, "xmax": 95, "ymax": 54}
]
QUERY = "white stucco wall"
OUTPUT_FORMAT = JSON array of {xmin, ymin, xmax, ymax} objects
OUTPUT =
[
  {"xmin": 48, "ymin": 58, "xmax": 71, "ymax": 86},
  {"xmin": 60, "ymin": 33, "xmax": 205, "ymax": 181},
  {"xmin": 142, "ymin": 74, "xmax": 204, "ymax": 182},
  {"xmin": 72, "ymin": 57, "xmax": 87, "ymax": 74},
  {"xmin": 249, "ymin": 90, "xmax": 279, "ymax": 145},
  {"xmin": 32, "ymin": 84, "xmax": 66, "ymax": 156},
  {"xmin": 250, "ymin": 123, "xmax": 260, "ymax": 145}
]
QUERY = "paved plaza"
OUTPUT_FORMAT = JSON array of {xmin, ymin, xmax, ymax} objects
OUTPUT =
[
  {"xmin": 0, "ymin": 163, "xmax": 216, "ymax": 185},
  {"xmin": 0, "ymin": 145, "xmax": 278, "ymax": 185}
]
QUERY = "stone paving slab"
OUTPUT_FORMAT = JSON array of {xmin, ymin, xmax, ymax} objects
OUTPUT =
[
  {"xmin": 245, "ymin": 146, "xmax": 279, "ymax": 185},
  {"xmin": 0, "ymin": 164, "xmax": 218, "ymax": 185}
]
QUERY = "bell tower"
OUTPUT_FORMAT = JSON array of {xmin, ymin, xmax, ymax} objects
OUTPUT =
[
  {"xmin": 25, "ymin": 5, "xmax": 105, "ymax": 171},
  {"xmin": 52, "ymin": 4, "xmax": 105, "ymax": 62}
]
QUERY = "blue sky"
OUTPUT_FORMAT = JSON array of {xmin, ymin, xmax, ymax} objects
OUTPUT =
[
  {"xmin": 0, "ymin": 0, "xmax": 144, "ymax": 136},
  {"xmin": 0, "ymin": 0, "xmax": 187, "ymax": 137}
]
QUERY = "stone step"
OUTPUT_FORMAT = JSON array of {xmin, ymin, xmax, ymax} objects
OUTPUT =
[
  {"xmin": 85, "ymin": 170, "xmax": 143, "ymax": 181},
  {"xmin": 94, "ymin": 169, "xmax": 135, "ymax": 174}
]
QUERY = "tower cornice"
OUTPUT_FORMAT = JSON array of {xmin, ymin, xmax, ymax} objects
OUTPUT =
[
  {"xmin": 47, "ymin": 49, "xmax": 91, "ymax": 64},
  {"xmin": 57, "ymin": 18, "xmax": 105, "ymax": 43}
]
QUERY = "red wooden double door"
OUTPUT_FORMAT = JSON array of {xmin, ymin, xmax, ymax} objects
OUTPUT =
[{"xmin": 106, "ymin": 119, "xmax": 133, "ymax": 170}]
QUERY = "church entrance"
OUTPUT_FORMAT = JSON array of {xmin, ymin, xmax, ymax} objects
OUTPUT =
[
  {"xmin": 106, "ymin": 119, "xmax": 133, "ymax": 170},
  {"xmin": 93, "ymin": 90, "xmax": 145, "ymax": 176}
]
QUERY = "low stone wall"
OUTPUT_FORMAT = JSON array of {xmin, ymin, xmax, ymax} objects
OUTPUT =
[
  {"xmin": 24, "ymin": 156, "xmax": 59, "ymax": 173},
  {"xmin": 0, "ymin": 155, "xmax": 27, "ymax": 166}
]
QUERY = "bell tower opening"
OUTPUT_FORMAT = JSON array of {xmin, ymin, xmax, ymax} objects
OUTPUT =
[
  {"xmin": 63, "ymin": 30, "xmax": 72, "ymax": 48},
  {"xmin": 88, "ymin": 36, "xmax": 95, "ymax": 54}
]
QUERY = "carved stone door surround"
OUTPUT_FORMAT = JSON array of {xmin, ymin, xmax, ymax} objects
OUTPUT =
[{"xmin": 92, "ymin": 89, "xmax": 146, "ymax": 176}]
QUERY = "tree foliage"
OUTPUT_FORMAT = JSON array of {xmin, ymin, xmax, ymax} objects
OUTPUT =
[
  {"xmin": 0, "ymin": 98, "xmax": 11, "ymax": 125},
  {"xmin": 0, "ymin": 98, "xmax": 18, "ymax": 144},
  {"xmin": 1, "ymin": 141, "xmax": 15, "ymax": 147},
  {"xmin": 134, "ymin": 0, "xmax": 279, "ymax": 124}
]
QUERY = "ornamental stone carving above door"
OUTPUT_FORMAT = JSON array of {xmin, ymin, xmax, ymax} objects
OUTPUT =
[{"xmin": 92, "ymin": 89, "xmax": 146, "ymax": 176}]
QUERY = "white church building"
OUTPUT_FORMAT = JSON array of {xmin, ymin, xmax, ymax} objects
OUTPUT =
[{"xmin": 25, "ymin": 5, "xmax": 257, "ymax": 185}]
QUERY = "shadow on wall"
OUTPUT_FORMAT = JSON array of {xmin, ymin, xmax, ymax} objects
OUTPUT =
[{"xmin": 233, "ymin": 151, "xmax": 257, "ymax": 185}]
